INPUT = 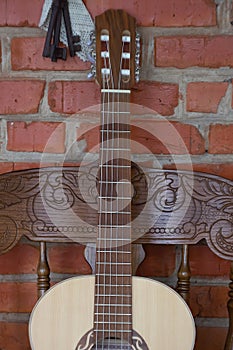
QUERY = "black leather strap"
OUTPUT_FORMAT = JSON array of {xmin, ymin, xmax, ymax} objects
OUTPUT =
[{"xmin": 42, "ymin": 0, "xmax": 81, "ymax": 62}]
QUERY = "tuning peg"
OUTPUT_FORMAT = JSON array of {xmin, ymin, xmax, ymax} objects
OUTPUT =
[
  {"xmin": 135, "ymin": 51, "xmax": 140, "ymax": 65},
  {"xmin": 87, "ymin": 53, "xmax": 95, "ymax": 65},
  {"xmin": 87, "ymin": 70, "xmax": 95, "ymax": 79},
  {"xmin": 87, "ymin": 39, "xmax": 94, "ymax": 47},
  {"xmin": 87, "ymin": 64, "xmax": 96, "ymax": 79},
  {"xmin": 135, "ymin": 33, "xmax": 141, "ymax": 83},
  {"xmin": 135, "ymin": 68, "xmax": 140, "ymax": 83},
  {"xmin": 87, "ymin": 31, "xmax": 96, "ymax": 46},
  {"xmin": 87, "ymin": 47, "xmax": 96, "ymax": 65},
  {"xmin": 136, "ymin": 33, "xmax": 140, "ymax": 50},
  {"xmin": 87, "ymin": 36, "xmax": 95, "ymax": 47},
  {"xmin": 90, "ymin": 30, "xmax": 96, "ymax": 40}
]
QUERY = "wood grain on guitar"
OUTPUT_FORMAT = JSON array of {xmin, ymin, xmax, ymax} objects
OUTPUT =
[{"xmin": 29, "ymin": 10, "xmax": 196, "ymax": 349}]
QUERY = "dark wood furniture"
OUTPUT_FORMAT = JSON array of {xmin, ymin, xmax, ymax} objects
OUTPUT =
[{"xmin": 0, "ymin": 163, "xmax": 233, "ymax": 349}]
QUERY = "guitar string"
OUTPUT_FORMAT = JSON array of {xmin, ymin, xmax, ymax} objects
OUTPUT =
[
  {"xmin": 116, "ymin": 37, "xmax": 124, "ymax": 349},
  {"xmin": 117, "ymin": 36, "xmax": 132, "ymax": 349},
  {"xmin": 119, "ymin": 39, "xmax": 124, "ymax": 350},
  {"xmin": 95, "ymin": 72, "xmax": 104, "ymax": 349},
  {"xmin": 95, "ymin": 36, "xmax": 112, "ymax": 349},
  {"xmin": 108, "ymin": 36, "xmax": 114, "ymax": 349},
  {"xmin": 104, "ymin": 40, "xmax": 113, "ymax": 349},
  {"xmin": 101, "ymin": 36, "xmax": 115, "ymax": 349},
  {"xmin": 98, "ymin": 55, "xmax": 108, "ymax": 350},
  {"xmin": 125, "ymin": 40, "xmax": 132, "ymax": 349},
  {"xmin": 119, "ymin": 38, "xmax": 128, "ymax": 349}
]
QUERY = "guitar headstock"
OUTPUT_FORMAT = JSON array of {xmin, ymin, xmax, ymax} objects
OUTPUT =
[{"xmin": 88, "ymin": 10, "xmax": 140, "ymax": 90}]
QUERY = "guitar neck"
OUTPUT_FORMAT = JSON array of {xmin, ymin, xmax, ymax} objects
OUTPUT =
[
  {"xmin": 94, "ymin": 89, "xmax": 132, "ymax": 341},
  {"xmin": 93, "ymin": 8, "xmax": 137, "ymax": 345}
]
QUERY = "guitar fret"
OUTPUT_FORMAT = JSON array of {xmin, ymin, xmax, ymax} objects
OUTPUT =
[
  {"xmin": 96, "ymin": 302, "xmax": 131, "ymax": 305},
  {"xmin": 100, "ymin": 130, "xmax": 130, "ymax": 133},
  {"xmin": 96, "ymin": 294, "xmax": 131, "ymax": 297},
  {"xmin": 100, "ymin": 164, "xmax": 131, "ymax": 168},
  {"xmin": 99, "ymin": 211, "xmax": 131, "ymax": 214},
  {"xmin": 94, "ymin": 329, "xmax": 131, "ymax": 333},
  {"xmin": 97, "ymin": 238, "xmax": 130, "ymax": 241},
  {"xmin": 95, "ymin": 312, "xmax": 131, "ymax": 316},
  {"xmin": 96, "ymin": 262, "xmax": 131, "ymax": 265},
  {"xmin": 96, "ymin": 274, "xmax": 131, "ymax": 277},
  {"xmin": 94, "ymin": 321, "xmax": 131, "ymax": 325},
  {"xmin": 98, "ymin": 225, "xmax": 131, "ymax": 228},
  {"xmin": 100, "ymin": 147, "xmax": 130, "ymax": 151},
  {"xmin": 99, "ymin": 196, "xmax": 131, "ymax": 199},
  {"xmin": 96, "ymin": 284, "xmax": 131, "ymax": 287},
  {"xmin": 102, "ymin": 111, "xmax": 130, "ymax": 114},
  {"xmin": 97, "ymin": 252, "xmax": 131, "ymax": 255},
  {"xmin": 99, "ymin": 181, "xmax": 130, "ymax": 184}
]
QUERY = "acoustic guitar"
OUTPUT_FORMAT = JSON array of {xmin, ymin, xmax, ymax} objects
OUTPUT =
[{"xmin": 29, "ymin": 9, "xmax": 196, "ymax": 349}]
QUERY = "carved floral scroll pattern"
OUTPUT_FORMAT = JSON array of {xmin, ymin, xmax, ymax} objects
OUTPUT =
[
  {"xmin": 0, "ymin": 166, "xmax": 232, "ymax": 259},
  {"xmin": 0, "ymin": 172, "xmax": 41, "ymax": 253}
]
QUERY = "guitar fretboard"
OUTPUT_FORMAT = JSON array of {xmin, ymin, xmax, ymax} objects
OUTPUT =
[{"xmin": 94, "ymin": 90, "xmax": 132, "ymax": 344}]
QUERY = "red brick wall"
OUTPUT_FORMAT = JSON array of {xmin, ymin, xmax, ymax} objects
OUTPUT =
[{"xmin": 0, "ymin": 0, "xmax": 232, "ymax": 349}]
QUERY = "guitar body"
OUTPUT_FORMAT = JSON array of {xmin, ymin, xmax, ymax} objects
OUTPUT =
[{"xmin": 29, "ymin": 275, "xmax": 195, "ymax": 350}]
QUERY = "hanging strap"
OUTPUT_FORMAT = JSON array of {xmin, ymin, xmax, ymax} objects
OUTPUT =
[
  {"xmin": 42, "ymin": 0, "xmax": 81, "ymax": 61},
  {"xmin": 39, "ymin": 0, "xmax": 94, "ymax": 62}
]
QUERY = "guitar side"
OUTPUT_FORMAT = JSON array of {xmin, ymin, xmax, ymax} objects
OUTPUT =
[{"xmin": 29, "ymin": 275, "xmax": 195, "ymax": 350}]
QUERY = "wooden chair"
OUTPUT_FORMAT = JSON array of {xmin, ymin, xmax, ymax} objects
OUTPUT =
[{"xmin": 0, "ymin": 163, "xmax": 233, "ymax": 349}]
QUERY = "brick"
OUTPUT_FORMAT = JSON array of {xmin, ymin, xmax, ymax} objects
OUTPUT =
[
  {"xmin": 11, "ymin": 37, "xmax": 90, "ymax": 71},
  {"xmin": 12, "ymin": 162, "xmax": 80, "ymax": 171},
  {"xmin": 48, "ymin": 81, "xmax": 101, "ymax": 114},
  {"xmin": 189, "ymin": 245, "xmax": 230, "ymax": 277},
  {"xmin": 131, "ymin": 81, "xmax": 179, "ymax": 116},
  {"xmin": 190, "ymin": 285, "xmax": 228, "ymax": 318},
  {"xmin": 0, "ymin": 0, "xmax": 43, "ymax": 27},
  {"xmin": 84, "ymin": 0, "xmax": 216, "ymax": 27},
  {"xmin": 209, "ymin": 124, "xmax": 233, "ymax": 154},
  {"xmin": 7, "ymin": 121, "xmax": 66, "ymax": 153},
  {"xmin": 0, "ymin": 0, "xmax": 7, "ymax": 26},
  {"xmin": 155, "ymin": 36, "xmax": 233, "ymax": 68},
  {"xmin": 0, "ymin": 244, "xmax": 39, "ymax": 274},
  {"xmin": 48, "ymin": 244, "xmax": 92, "ymax": 274},
  {"xmin": 0, "ymin": 282, "xmax": 37, "ymax": 312},
  {"xmin": 194, "ymin": 327, "xmax": 228, "ymax": 350},
  {"xmin": 0, "ymin": 162, "xmax": 14, "ymax": 174},
  {"xmin": 136, "ymin": 245, "xmax": 176, "ymax": 277},
  {"xmin": 77, "ymin": 124, "xmax": 99, "ymax": 153},
  {"xmin": 187, "ymin": 82, "xmax": 228, "ymax": 113},
  {"xmin": 164, "ymin": 163, "xmax": 233, "ymax": 181},
  {"xmin": 0, "ymin": 322, "xmax": 30, "ymax": 350},
  {"xmin": 132, "ymin": 121, "xmax": 205, "ymax": 155},
  {"xmin": 13, "ymin": 162, "xmax": 57, "ymax": 171},
  {"xmin": 0, "ymin": 80, "xmax": 45, "ymax": 114},
  {"xmin": 77, "ymin": 120, "xmax": 205, "ymax": 155}
]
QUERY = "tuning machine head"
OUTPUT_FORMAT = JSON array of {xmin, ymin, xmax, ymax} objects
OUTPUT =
[
  {"xmin": 135, "ymin": 32, "xmax": 140, "ymax": 83},
  {"xmin": 87, "ymin": 31, "xmax": 96, "ymax": 79},
  {"xmin": 87, "ymin": 65, "xmax": 96, "ymax": 79}
]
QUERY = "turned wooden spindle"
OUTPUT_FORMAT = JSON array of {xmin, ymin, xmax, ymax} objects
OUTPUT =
[
  {"xmin": 37, "ymin": 242, "xmax": 50, "ymax": 298},
  {"xmin": 224, "ymin": 262, "xmax": 233, "ymax": 350},
  {"xmin": 176, "ymin": 244, "xmax": 191, "ymax": 304}
]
